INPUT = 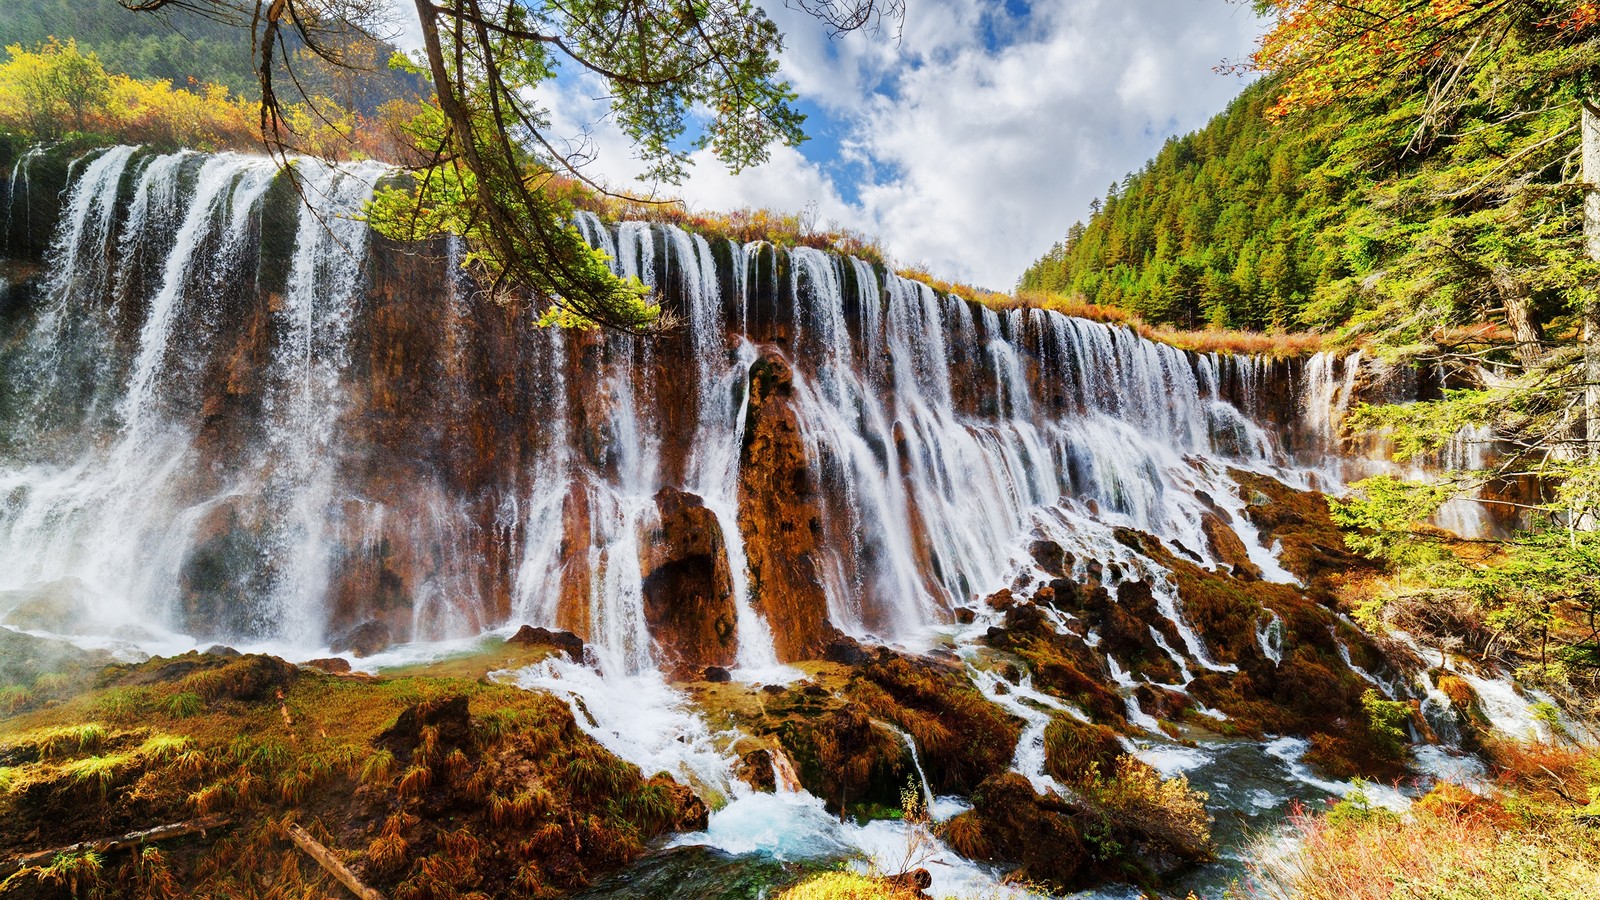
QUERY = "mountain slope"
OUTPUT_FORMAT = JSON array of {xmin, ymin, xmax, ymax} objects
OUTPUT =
[{"xmin": 1020, "ymin": 78, "xmax": 1355, "ymax": 331}]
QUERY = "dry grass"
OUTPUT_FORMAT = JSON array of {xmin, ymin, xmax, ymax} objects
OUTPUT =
[
  {"xmin": 986, "ymin": 289, "xmax": 1329, "ymax": 358},
  {"xmin": 561, "ymin": 182, "xmax": 892, "ymax": 266},
  {"xmin": 896, "ymin": 265, "xmax": 1011, "ymax": 307},
  {"xmin": 1137, "ymin": 325, "xmax": 1326, "ymax": 358},
  {"xmin": 1249, "ymin": 753, "xmax": 1600, "ymax": 900}
]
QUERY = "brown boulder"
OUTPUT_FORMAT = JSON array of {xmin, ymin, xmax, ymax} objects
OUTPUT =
[
  {"xmin": 646, "ymin": 773, "xmax": 711, "ymax": 832},
  {"xmin": 850, "ymin": 652, "xmax": 1024, "ymax": 795},
  {"xmin": 506, "ymin": 625, "xmax": 586, "ymax": 659},
  {"xmin": 951, "ymin": 773, "xmax": 1091, "ymax": 890},
  {"xmin": 641, "ymin": 487, "xmax": 739, "ymax": 681},
  {"xmin": 1028, "ymin": 540, "xmax": 1071, "ymax": 578},
  {"xmin": 1229, "ymin": 468, "xmax": 1376, "ymax": 589},
  {"xmin": 737, "ymin": 747, "xmax": 777, "ymax": 792},
  {"xmin": 0, "ymin": 577, "xmax": 96, "ymax": 634},
  {"xmin": 330, "ymin": 620, "xmax": 392, "ymax": 658}
]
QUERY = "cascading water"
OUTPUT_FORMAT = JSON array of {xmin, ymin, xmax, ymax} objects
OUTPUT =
[{"xmin": 0, "ymin": 149, "xmax": 383, "ymax": 647}]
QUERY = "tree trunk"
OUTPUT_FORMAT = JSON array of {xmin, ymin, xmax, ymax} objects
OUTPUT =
[
  {"xmin": 1492, "ymin": 268, "xmax": 1544, "ymax": 370},
  {"xmin": 1584, "ymin": 101, "xmax": 1600, "ymax": 459}
]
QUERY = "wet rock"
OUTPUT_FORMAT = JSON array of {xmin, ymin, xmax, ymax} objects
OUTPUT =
[
  {"xmin": 168, "ymin": 653, "xmax": 299, "ymax": 703},
  {"xmin": 507, "ymin": 624, "xmax": 586, "ymax": 659},
  {"xmin": 1201, "ymin": 511, "xmax": 1262, "ymax": 580},
  {"xmin": 1028, "ymin": 540, "xmax": 1071, "ymax": 578},
  {"xmin": 851, "ymin": 652, "xmax": 1024, "ymax": 795},
  {"xmin": 702, "ymin": 665, "xmax": 732, "ymax": 683},
  {"xmin": 737, "ymin": 352, "xmax": 839, "ymax": 661},
  {"xmin": 203, "ymin": 644, "xmax": 242, "ymax": 658},
  {"xmin": 1229, "ymin": 468, "xmax": 1376, "ymax": 589},
  {"xmin": 953, "ymin": 606, "xmax": 977, "ymax": 624},
  {"xmin": 647, "ymin": 773, "xmax": 710, "ymax": 831},
  {"xmin": 0, "ymin": 577, "xmax": 93, "ymax": 633},
  {"xmin": 983, "ymin": 612, "xmax": 1128, "ymax": 726},
  {"xmin": 378, "ymin": 694, "xmax": 473, "ymax": 759},
  {"xmin": 178, "ymin": 500, "xmax": 268, "ymax": 639},
  {"xmin": 983, "ymin": 588, "xmax": 1016, "ymax": 611},
  {"xmin": 822, "ymin": 635, "xmax": 873, "ymax": 666},
  {"xmin": 1134, "ymin": 684, "xmax": 1191, "ymax": 721},
  {"xmin": 737, "ymin": 747, "xmax": 777, "ymax": 792},
  {"xmin": 641, "ymin": 487, "xmax": 739, "ymax": 680},
  {"xmin": 950, "ymin": 773, "xmax": 1091, "ymax": 890},
  {"xmin": 882, "ymin": 868, "xmax": 933, "ymax": 898},
  {"xmin": 770, "ymin": 701, "xmax": 909, "ymax": 816},
  {"xmin": 300, "ymin": 656, "xmax": 352, "ymax": 674},
  {"xmin": 330, "ymin": 620, "xmax": 392, "ymax": 658},
  {"xmin": 1043, "ymin": 716, "xmax": 1124, "ymax": 783}
]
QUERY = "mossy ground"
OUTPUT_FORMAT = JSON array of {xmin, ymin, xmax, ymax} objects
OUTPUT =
[{"xmin": 0, "ymin": 645, "xmax": 701, "ymax": 900}]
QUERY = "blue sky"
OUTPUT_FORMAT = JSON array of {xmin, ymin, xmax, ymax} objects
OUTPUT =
[{"xmin": 402, "ymin": 0, "xmax": 1267, "ymax": 289}]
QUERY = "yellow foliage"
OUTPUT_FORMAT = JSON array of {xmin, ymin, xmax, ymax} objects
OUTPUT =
[
  {"xmin": 775, "ymin": 871, "xmax": 909, "ymax": 900},
  {"xmin": 0, "ymin": 39, "xmax": 410, "ymax": 159},
  {"xmin": 1077, "ymin": 755, "xmax": 1213, "ymax": 860}
]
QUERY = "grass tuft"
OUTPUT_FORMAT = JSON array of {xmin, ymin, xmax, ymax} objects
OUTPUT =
[
  {"xmin": 361, "ymin": 749, "xmax": 398, "ymax": 787},
  {"xmin": 137, "ymin": 733, "xmax": 191, "ymax": 763},
  {"xmin": 396, "ymin": 764, "xmax": 433, "ymax": 800},
  {"xmin": 163, "ymin": 691, "xmax": 203, "ymax": 719}
]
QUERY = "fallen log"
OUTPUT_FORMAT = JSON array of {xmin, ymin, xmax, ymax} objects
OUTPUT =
[
  {"xmin": 285, "ymin": 823, "xmax": 385, "ymax": 900},
  {"xmin": 0, "ymin": 815, "xmax": 232, "ymax": 875}
]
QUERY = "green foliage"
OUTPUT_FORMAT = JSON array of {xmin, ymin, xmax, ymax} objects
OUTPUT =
[
  {"xmin": 1322, "ymin": 778, "xmax": 1401, "ymax": 830},
  {"xmin": 0, "ymin": 0, "xmax": 421, "ymax": 107},
  {"xmin": 1330, "ymin": 474, "xmax": 1456, "ymax": 561},
  {"xmin": 1336, "ymin": 459, "xmax": 1600, "ymax": 683},
  {"xmin": 1358, "ymin": 690, "xmax": 1411, "ymax": 760},
  {"xmin": 1019, "ymin": 77, "xmax": 1350, "ymax": 331}
]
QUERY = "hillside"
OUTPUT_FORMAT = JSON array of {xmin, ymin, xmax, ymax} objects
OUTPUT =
[
  {"xmin": 0, "ymin": 0, "xmax": 423, "ymax": 114},
  {"xmin": 1019, "ymin": 78, "xmax": 1354, "ymax": 331}
]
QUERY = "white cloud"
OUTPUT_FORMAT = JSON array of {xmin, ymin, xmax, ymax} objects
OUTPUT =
[{"xmin": 407, "ymin": 0, "xmax": 1268, "ymax": 290}]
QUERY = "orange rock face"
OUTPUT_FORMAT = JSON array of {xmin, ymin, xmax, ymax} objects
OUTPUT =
[
  {"xmin": 640, "ymin": 487, "xmax": 739, "ymax": 680},
  {"xmin": 736, "ymin": 351, "xmax": 840, "ymax": 661}
]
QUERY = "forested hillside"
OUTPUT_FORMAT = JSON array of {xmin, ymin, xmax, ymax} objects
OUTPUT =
[
  {"xmin": 0, "ymin": 0, "xmax": 423, "ymax": 114},
  {"xmin": 1020, "ymin": 79, "xmax": 1353, "ymax": 331},
  {"xmin": 1024, "ymin": 10, "xmax": 1595, "ymax": 355}
]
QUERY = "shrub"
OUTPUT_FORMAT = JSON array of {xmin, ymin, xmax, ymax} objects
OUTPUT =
[
  {"xmin": 1077, "ymin": 755, "xmax": 1213, "ymax": 860},
  {"xmin": 1359, "ymin": 690, "xmax": 1412, "ymax": 760},
  {"xmin": 1253, "ymin": 799, "xmax": 1600, "ymax": 900},
  {"xmin": 775, "ymin": 871, "xmax": 909, "ymax": 900}
]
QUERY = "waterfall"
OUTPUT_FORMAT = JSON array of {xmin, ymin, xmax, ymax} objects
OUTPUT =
[
  {"xmin": 252, "ymin": 159, "xmax": 385, "ymax": 643},
  {"xmin": 0, "ymin": 149, "xmax": 384, "ymax": 646},
  {"xmin": 2, "ymin": 145, "xmax": 1378, "ymax": 674}
]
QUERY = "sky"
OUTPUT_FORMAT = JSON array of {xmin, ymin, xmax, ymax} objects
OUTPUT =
[{"xmin": 396, "ymin": 1, "xmax": 1267, "ymax": 291}]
